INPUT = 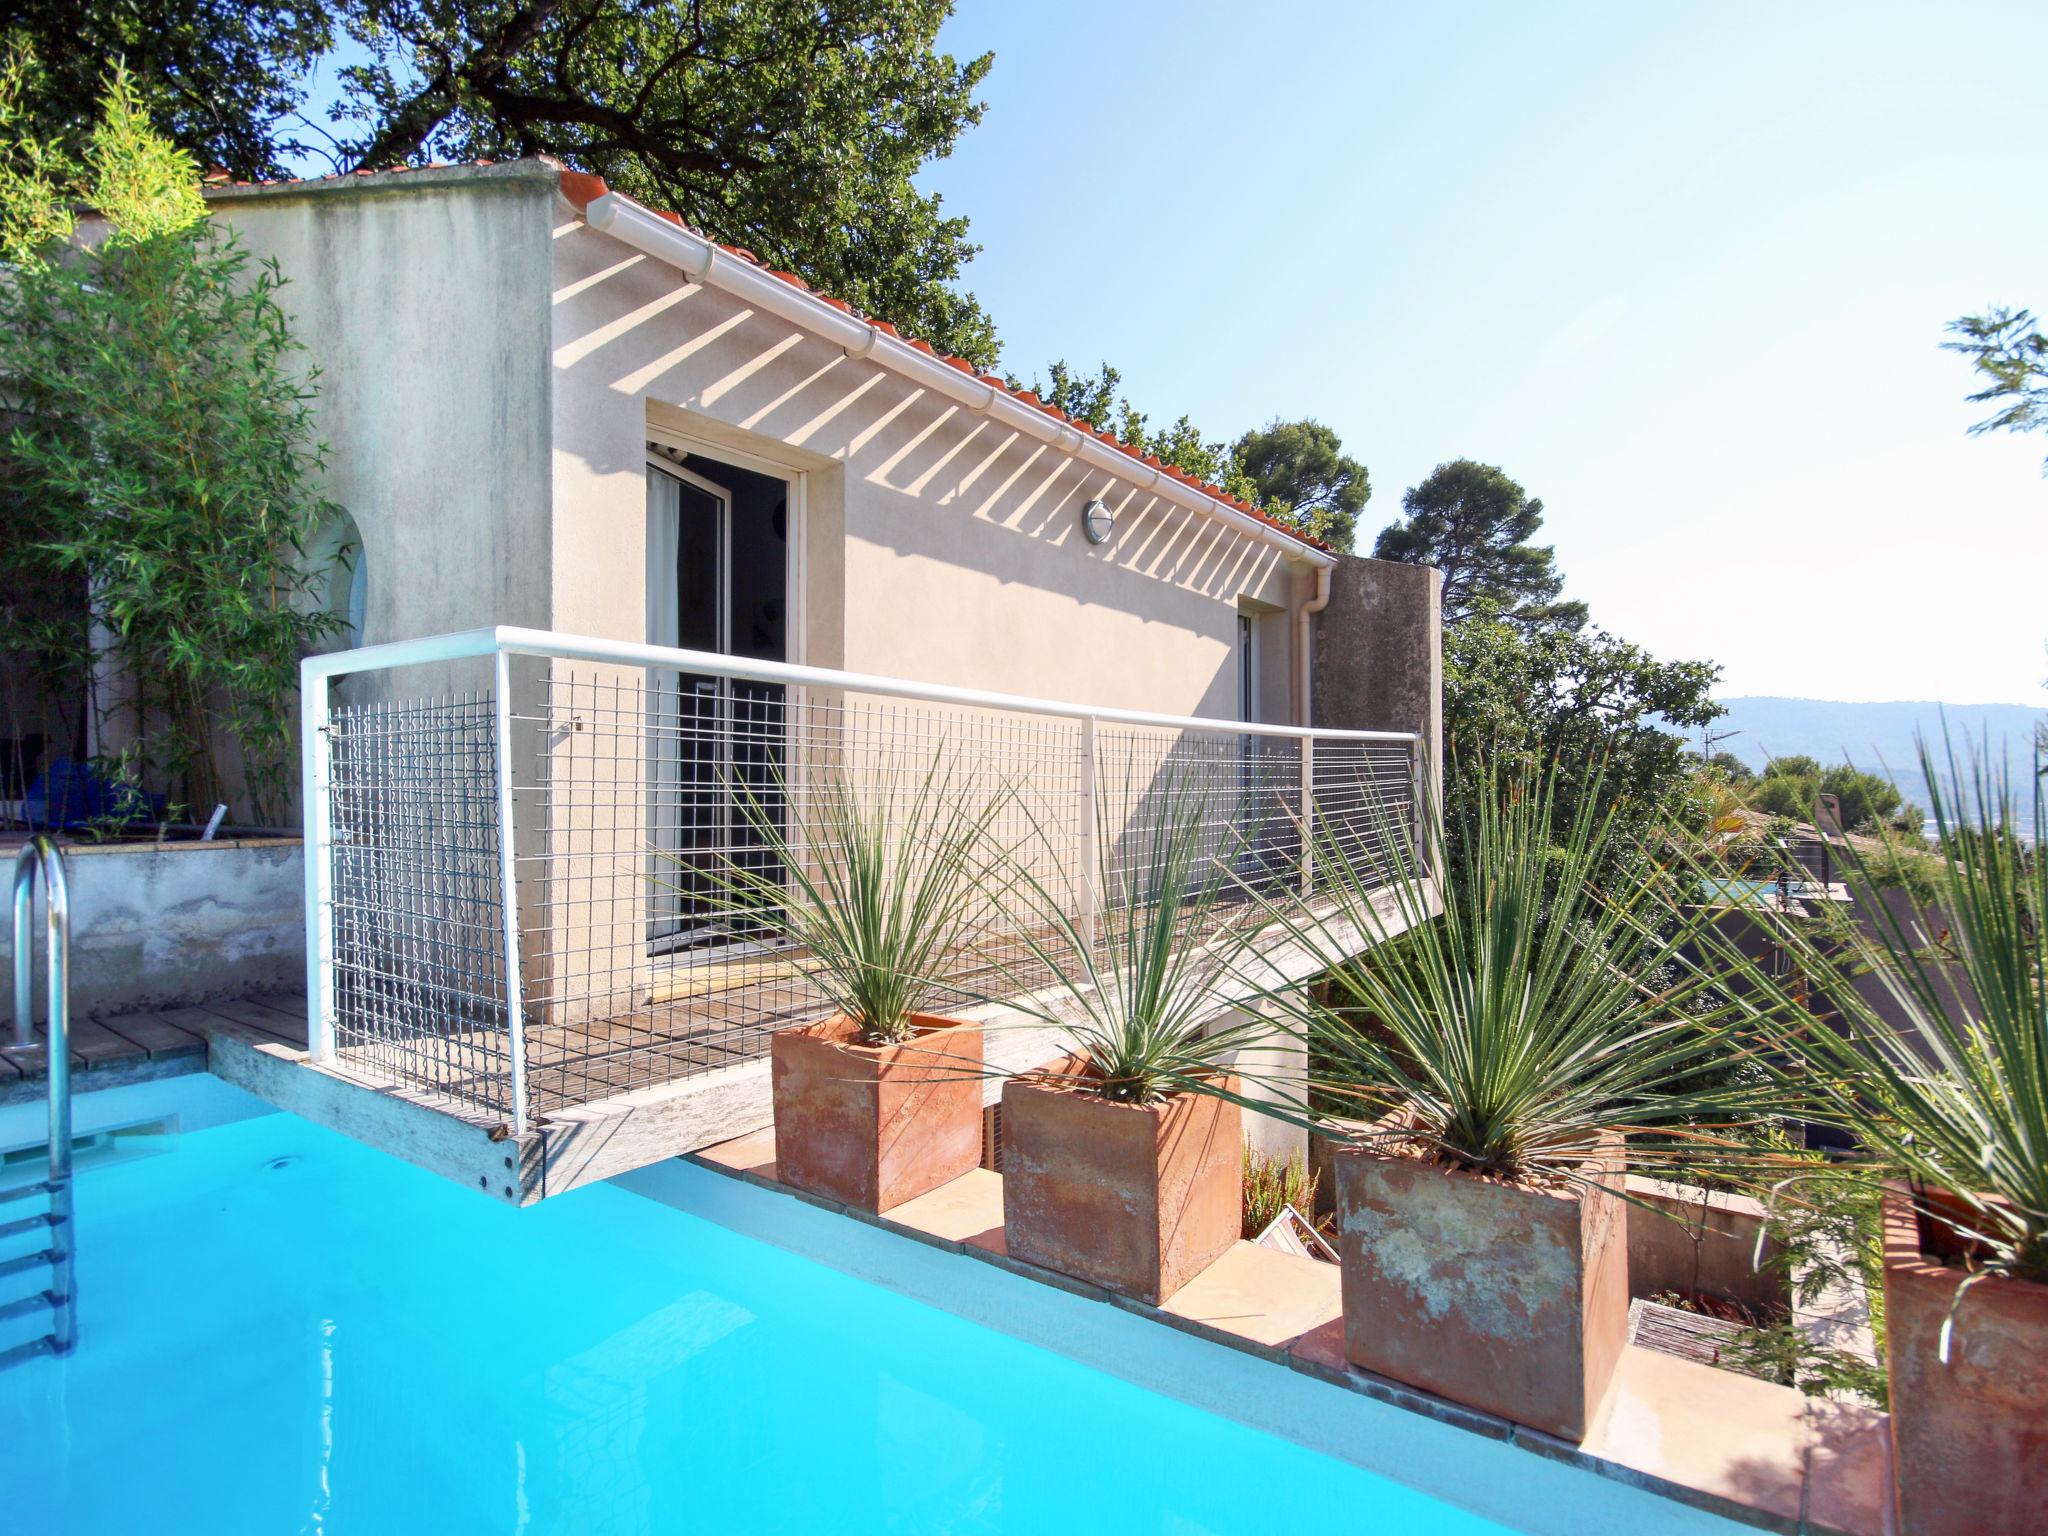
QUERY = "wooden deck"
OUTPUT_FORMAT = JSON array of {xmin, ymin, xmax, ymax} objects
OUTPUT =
[{"xmin": 0, "ymin": 991, "xmax": 310, "ymax": 1108}]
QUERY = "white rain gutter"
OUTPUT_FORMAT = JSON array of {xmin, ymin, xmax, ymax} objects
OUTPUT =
[
  {"xmin": 579, "ymin": 192, "xmax": 1338, "ymax": 572},
  {"xmin": 1296, "ymin": 562, "xmax": 1332, "ymax": 728}
]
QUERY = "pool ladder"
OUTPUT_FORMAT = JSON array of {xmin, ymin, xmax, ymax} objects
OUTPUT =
[{"xmin": 0, "ymin": 836, "xmax": 75, "ymax": 1369}]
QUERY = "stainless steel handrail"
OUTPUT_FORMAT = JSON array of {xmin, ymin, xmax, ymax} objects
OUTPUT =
[{"xmin": 6, "ymin": 835, "xmax": 75, "ymax": 1359}]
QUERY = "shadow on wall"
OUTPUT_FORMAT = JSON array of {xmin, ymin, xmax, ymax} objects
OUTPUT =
[{"xmin": 550, "ymin": 226, "xmax": 1286, "ymax": 612}]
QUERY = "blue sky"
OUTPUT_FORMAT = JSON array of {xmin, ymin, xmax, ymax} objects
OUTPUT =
[
  {"xmin": 286, "ymin": 4, "xmax": 2046, "ymax": 703},
  {"xmin": 918, "ymin": 2, "xmax": 2048, "ymax": 704}
]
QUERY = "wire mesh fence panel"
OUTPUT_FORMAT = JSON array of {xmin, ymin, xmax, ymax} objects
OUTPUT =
[
  {"xmin": 325, "ymin": 694, "xmax": 514, "ymax": 1115},
  {"xmin": 1093, "ymin": 725, "xmax": 1303, "ymax": 928},
  {"xmin": 1311, "ymin": 738, "xmax": 1424, "ymax": 892},
  {"xmin": 513, "ymin": 670, "xmax": 1089, "ymax": 1115},
  {"xmin": 312, "ymin": 637, "xmax": 1426, "ymax": 1123}
]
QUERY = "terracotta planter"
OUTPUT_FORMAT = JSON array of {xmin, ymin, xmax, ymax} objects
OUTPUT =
[
  {"xmin": 1333, "ymin": 1131, "xmax": 1628, "ymax": 1441},
  {"xmin": 1881, "ymin": 1184, "xmax": 2048, "ymax": 1536},
  {"xmin": 769, "ymin": 1013, "xmax": 983, "ymax": 1213},
  {"xmin": 1000, "ymin": 1065, "xmax": 1241, "ymax": 1305}
]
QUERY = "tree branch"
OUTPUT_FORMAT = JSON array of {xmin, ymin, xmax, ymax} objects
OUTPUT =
[{"xmin": 347, "ymin": 0, "xmax": 568, "ymax": 170}]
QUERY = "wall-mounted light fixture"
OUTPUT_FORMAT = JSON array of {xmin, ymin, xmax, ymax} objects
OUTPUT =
[{"xmin": 1081, "ymin": 498, "xmax": 1115, "ymax": 545}]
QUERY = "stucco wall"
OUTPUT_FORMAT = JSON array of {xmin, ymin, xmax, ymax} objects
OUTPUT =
[
  {"xmin": 548, "ymin": 206, "xmax": 1316, "ymax": 720},
  {"xmin": 198, "ymin": 163, "xmax": 1324, "ymax": 720},
  {"xmin": 205, "ymin": 164, "xmax": 558, "ymax": 695}
]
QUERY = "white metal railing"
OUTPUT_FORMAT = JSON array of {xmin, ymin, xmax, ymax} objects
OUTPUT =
[{"xmin": 301, "ymin": 627, "xmax": 1425, "ymax": 1133}]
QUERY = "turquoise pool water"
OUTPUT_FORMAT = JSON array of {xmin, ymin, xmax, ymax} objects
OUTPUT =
[{"xmin": 0, "ymin": 1107, "xmax": 1534, "ymax": 1535}]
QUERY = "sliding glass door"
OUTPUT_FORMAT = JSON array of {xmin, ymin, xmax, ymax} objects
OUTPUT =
[{"xmin": 646, "ymin": 457, "xmax": 789, "ymax": 950}]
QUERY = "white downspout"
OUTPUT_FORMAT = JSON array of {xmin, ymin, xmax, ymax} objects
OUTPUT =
[{"xmin": 1296, "ymin": 563, "xmax": 1332, "ymax": 728}]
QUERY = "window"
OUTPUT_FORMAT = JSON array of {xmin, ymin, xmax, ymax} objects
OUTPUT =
[
  {"xmin": 1237, "ymin": 613, "xmax": 1256, "ymax": 722},
  {"xmin": 307, "ymin": 510, "xmax": 365, "ymax": 648}
]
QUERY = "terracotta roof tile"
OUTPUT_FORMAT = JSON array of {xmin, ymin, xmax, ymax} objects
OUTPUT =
[{"xmin": 557, "ymin": 169, "xmax": 608, "ymax": 210}]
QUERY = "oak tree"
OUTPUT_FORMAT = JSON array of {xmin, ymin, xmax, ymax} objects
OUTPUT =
[{"xmin": 1, "ymin": 0, "xmax": 1001, "ymax": 365}]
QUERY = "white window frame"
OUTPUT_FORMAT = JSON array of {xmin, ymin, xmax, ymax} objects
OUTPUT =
[{"xmin": 643, "ymin": 425, "xmax": 808, "ymax": 668}]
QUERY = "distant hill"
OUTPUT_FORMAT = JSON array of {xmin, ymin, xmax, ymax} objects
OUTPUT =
[{"xmin": 1709, "ymin": 697, "xmax": 2045, "ymax": 831}]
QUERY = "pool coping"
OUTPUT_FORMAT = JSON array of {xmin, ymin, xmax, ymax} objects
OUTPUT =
[
  {"xmin": 677, "ymin": 1133, "xmax": 1893, "ymax": 1536},
  {"xmin": 0, "ymin": 992, "xmax": 307, "ymax": 1106}
]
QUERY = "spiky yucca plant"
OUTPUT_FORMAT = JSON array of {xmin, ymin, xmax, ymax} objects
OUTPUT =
[
  {"xmin": 1700, "ymin": 738, "xmax": 2048, "ymax": 1291},
  {"xmin": 984, "ymin": 758, "xmax": 1294, "ymax": 1107},
  {"xmin": 670, "ymin": 754, "xmax": 1005, "ymax": 1046},
  {"xmin": 1261, "ymin": 755, "xmax": 1782, "ymax": 1185}
]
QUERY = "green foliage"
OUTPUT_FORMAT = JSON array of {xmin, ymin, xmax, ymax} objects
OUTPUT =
[
  {"xmin": 1846, "ymin": 839, "xmax": 1940, "ymax": 905},
  {"xmin": 1698, "ymin": 736, "xmax": 2048, "ymax": 1286},
  {"xmin": 0, "ymin": 5, "xmax": 330, "ymax": 182},
  {"xmin": 1371, "ymin": 459, "xmax": 1588, "ymax": 628},
  {"xmin": 1229, "ymin": 419, "xmax": 1370, "ymax": 552},
  {"xmin": 1241, "ymin": 1144, "xmax": 1319, "ymax": 1240},
  {"xmin": 86, "ymin": 66, "xmax": 207, "ymax": 242},
  {"xmin": 1746, "ymin": 755, "xmax": 1914, "ymax": 835},
  {"xmin": 1723, "ymin": 1323, "xmax": 1890, "ymax": 1406},
  {"xmin": 1265, "ymin": 756, "xmax": 1786, "ymax": 1185},
  {"xmin": 1679, "ymin": 1127, "xmax": 1890, "ymax": 1406},
  {"xmin": 1010, "ymin": 359, "xmax": 1231, "ymax": 484},
  {"xmin": 683, "ymin": 755, "xmax": 1005, "ymax": 1046},
  {"xmin": 1443, "ymin": 605, "xmax": 1722, "ymax": 883},
  {"xmin": 982, "ymin": 761, "xmax": 1292, "ymax": 1107},
  {"xmin": 1945, "ymin": 306, "xmax": 2048, "ymax": 472},
  {"xmin": 0, "ymin": 58, "xmax": 343, "ymax": 820},
  {"xmin": 1001, "ymin": 366, "xmax": 1371, "ymax": 548},
  {"xmin": 1704, "ymin": 751, "xmax": 1754, "ymax": 785},
  {"xmin": 0, "ymin": 41, "xmax": 75, "ymax": 262},
  {"xmin": 2, "ymin": 2, "xmax": 1001, "ymax": 368}
]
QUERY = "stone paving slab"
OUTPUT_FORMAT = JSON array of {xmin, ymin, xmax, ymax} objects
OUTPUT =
[{"xmin": 690, "ymin": 1123, "xmax": 1893, "ymax": 1536}]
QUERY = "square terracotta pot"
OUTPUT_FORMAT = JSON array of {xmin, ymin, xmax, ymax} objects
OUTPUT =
[
  {"xmin": 1881, "ymin": 1184, "xmax": 2048, "ymax": 1536},
  {"xmin": 1333, "ymin": 1132, "xmax": 1628, "ymax": 1441},
  {"xmin": 770, "ymin": 1013, "xmax": 983, "ymax": 1213},
  {"xmin": 1000, "ymin": 1067, "xmax": 1241, "ymax": 1305}
]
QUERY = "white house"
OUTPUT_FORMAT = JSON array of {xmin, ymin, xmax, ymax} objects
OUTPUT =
[{"xmin": 185, "ymin": 159, "xmax": 1442, "ymax": 1198}]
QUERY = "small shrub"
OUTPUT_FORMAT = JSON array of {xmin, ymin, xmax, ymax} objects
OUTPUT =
[
  {"xmin": 1242, "ymin": 1144, "xmax": 1318, "ymax": 1239},
  {"xmin": 1724, "ymin": 1323, "xmax": 1889, "ymax": 1407},
  {"xmin": 1853, "ymin": 838, "xmax": 1942, "ymax": 905}
]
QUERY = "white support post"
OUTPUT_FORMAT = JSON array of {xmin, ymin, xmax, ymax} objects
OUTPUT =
[
  {"xmin": 1411, "ymin": 735, "xmax": 1429, "ymax": 877},
  {"xmin": 1299, "ymin": 735, "xmax": 1315, "ymax": 895},
  {"xmin": 1077, "ymin": 714, "xmax": 1099, "ymax": 957},
  {"xmin": 301, "ymin": 663, "xmax": 336, "ymax": 1063},
  {"xmin": 494, "ymin": 648, "xmax": 531, "ymax": 1135}
]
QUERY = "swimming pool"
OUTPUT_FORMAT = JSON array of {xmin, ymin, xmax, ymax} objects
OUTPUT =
[{"xmin": 0, "ymin": 1079, "xmax": 1732, "ymax": 1534}]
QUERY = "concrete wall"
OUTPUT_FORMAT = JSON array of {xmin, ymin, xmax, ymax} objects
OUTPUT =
[
  {"xmin": 1624, "ymin": 1175, "xmax": 1785, "ymax": 1313},
  {"xmin": 205, "ymin": 164, "xmax": 559, "ymax": 701},
  {"xmin": 1313, "ymin": 555, "xmax": 1443, "ymax": 753},
  {"xmin": 0, "ymin": 839, "xmax": 304, "ymax": 1024}
]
